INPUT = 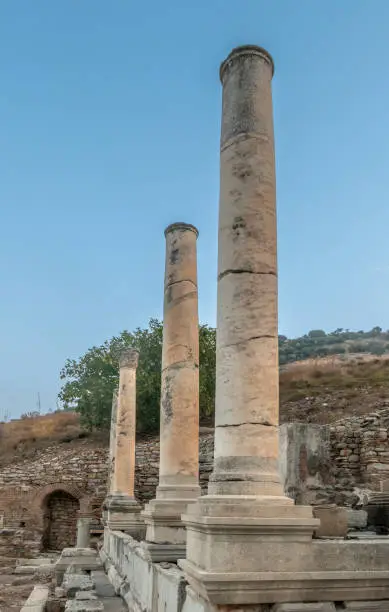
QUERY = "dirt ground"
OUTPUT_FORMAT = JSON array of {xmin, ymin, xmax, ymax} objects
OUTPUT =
[{"xmin": 0, "ymin": 556, "xmax": 51, "ymax": 611}]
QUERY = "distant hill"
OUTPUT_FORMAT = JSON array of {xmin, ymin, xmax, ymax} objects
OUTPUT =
[{"xmin": 279, "ymin": 327, "xmax": 389, "ymax": 364}]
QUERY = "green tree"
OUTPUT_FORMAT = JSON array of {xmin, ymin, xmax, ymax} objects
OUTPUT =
[
  {"xmin": 59, "ymin": 319, "xmax": 216, "ymax": 433},
  {"xmin": 308, "ymin": 330, "xmax": 327, "ymax": 339},
  {"xmin": 199, "ymin": 324, "xmax": 216, "ymax": 420}
]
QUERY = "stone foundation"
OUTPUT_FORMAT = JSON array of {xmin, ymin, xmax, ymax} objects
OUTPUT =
[{"xmin": 102, "ymin": 529, "xmax": 389, "ymax": 611}]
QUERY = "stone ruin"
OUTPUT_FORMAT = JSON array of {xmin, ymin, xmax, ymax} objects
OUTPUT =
[{"xmin": 9, "ymin": 44, "xmax": 389, "ymax": 611}]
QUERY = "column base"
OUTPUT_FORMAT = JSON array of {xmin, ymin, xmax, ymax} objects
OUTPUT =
[
  {"xmin": 104, "ymin": 493, "xmax": 145, "ymax": 538},
  {"xmin": 141, "ymin": 497, "xmax": 197, "ymax": 561},
  {"xmin": 179, "ymin": 495, "xmax": 389, "ymax": 605}
]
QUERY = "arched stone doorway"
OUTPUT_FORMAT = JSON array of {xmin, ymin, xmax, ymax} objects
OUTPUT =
[{"xmin": 42, "ymin": 490, "xmax": 80, "ymax": 551}]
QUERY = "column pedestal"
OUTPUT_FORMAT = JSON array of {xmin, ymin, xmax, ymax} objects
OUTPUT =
[
  {"xmin": 179, "ymin": 496, "xmax": 318, "ymax": 603},
  {"xmin": 142, "ymin": 494, "xmax": 199, "ymax": 562},
  {"xmin": 105, "ymin": 493, "xmax": 144, "ymax": 536}
]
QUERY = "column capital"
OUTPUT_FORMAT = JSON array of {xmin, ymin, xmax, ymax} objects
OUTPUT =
[
  {"xmin": 220, "ymin": 44, "xmax": 274, "ymax": 83},
  {"xmin": 164, "ymin": 222, "xmax": 199, "ymax": 238},
  {"xmin": 119, "ymin": 348, "xmax": 139, "ymax": 370}
]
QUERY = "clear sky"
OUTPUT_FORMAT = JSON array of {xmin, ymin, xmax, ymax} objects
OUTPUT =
[{"xmin": 1, "ymin": 0, "xmax": 389, "ymax": 418}]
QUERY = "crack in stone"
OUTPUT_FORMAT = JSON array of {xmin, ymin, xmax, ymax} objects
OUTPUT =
[
  {"xmin": 218, "ymin": 269, "xmax": 276, "ymax": 281},
  {"xmin": 162, "ymin": 360, "xmax": 199, "ymax": 374},
  {"xmin": 166, "ymin": 278, "xmax": 197, "ymax": 289},
  {"xmin": 222, "ymin": 334, "xmax": 276, "ymax": 349},
  {"xmin": 221, "ymin": 131, "xmax": 272, "ymax": 153}
]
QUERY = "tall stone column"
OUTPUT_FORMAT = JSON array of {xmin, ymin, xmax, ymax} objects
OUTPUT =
[
  {"xmin": 103, "ymin": 391, "xmax": 118, "ymax": 523},
  {"xmin": 179, "ymin": 46, "xmax": 317, "ymax": 605},
  {"xmin": 142, "ymin": 222, "xmax": 200, "ymax": 561},
  {"xmin": 108, "ymin": 390, "xmax": 118, "ymax": 494},
  {"xmin": 105, "ymin": 348, "xmax": 144, "ymax": 536}
]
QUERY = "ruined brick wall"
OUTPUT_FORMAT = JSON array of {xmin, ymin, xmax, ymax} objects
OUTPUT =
[
  {"xmin": 278, "ymin": 409, "xmax": 389, "ymax": 507},
  {"xmin": 43, "ymin": 491, "xmax": 79, "ymax": 550},
  {"xmin": 330, "ymin": 408, "xmax": 389, "ymax": 491},
  {"xmin": 2, "ymin": 413, "xmax": 389, "ymax": 556},
  {"xmin": 0, "ymin": 431, "xmax": 215, "ymax": 556}
]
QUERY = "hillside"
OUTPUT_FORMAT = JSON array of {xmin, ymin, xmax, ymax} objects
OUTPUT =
[
  {"xmin": 0, "ymin": 412, "xmax": 107, "ymax": 467},
  {"xmin": 2, "ymin": 354, "xmax": 389, "ymax": 466},
  {"xmin": 280, "ymin": 354, "xmax": 389, "ymax": 423}
]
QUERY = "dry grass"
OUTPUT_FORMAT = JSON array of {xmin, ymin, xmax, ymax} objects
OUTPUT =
[
  {"xmin": 280, "ymin": 356, "xmax": 389, "ymax": 403},
  {"xmin": 0, "ymin": 411, "xmax": 83, "ymax": 463},
  {"xmin": 1, "ymin": 355, "xmax": 389, "ymax": 463}
]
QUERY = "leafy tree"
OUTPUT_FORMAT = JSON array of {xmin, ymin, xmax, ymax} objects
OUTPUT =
[
  {"xmin": 308, "ymin": 330, "xmax": 327, "ymax": 339},
  {"xmin": 60, "ymin": 320, "xmax": 389, "ymax": 431},
  {"xmin": 59, "ymin": 319, "xmax": 216, "ymax": 433},
  {"xmin": 199, "ymin": 325, "xmax": 216, "ymax": 420}
]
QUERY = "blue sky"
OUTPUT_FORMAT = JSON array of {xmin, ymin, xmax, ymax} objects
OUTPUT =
[{"xmin": 1, "ymin": 0, "xmax": 389, "ymax": 417}]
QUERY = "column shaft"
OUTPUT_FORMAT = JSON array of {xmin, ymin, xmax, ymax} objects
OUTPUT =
[
  {"xmin": 141, "ymin": 223, "xmax": 200, "ymax": 561},
  {"xmin": 209, "ymin": 45, "xmax": 282, "ymax": 497},
  {"xmin": 113, "ymin": 354, "xmax": 138, "ymax": 496},
  {"xmin": 108, "ymin": 391, "xmax": 118, "ymax": 494},
  {"xmin": 158, "ymin": 222, "xmax": 200, "ymax": 497},
  {"xmin": 105, "ymin": 348, "xmax": 144, "ymax": 536}
]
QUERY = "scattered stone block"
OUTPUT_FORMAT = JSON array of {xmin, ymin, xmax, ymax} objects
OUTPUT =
[
  {"xmin": 20, "ymin": 585, "xmax": 49, "ymax": 612},
  {"xmin": 273, "ymin": 605, "xmax": 336, "ymax": 612},
  {"xmin": 15, "ymin": 565, "xmax": 36, "ymax": 574},
  {"xmin": 313, "ymin": 505, "xmax": 348, "ymax": 537},
  {"xmin": 55, "ymin": 586, "xmax": 66, "ymax": 598},
  {"xmin": 345, "ymin": 508, "xmax": 368, "ymax": 530},
  {"xmin": 62, "ymin": 567, "xmax": 95, "ymax": 598},
  {"xmin": 65, "ymin": 601, "xmax": 104, "ymax": 612},
  {"xmin": 55, "ymin": 547, "xmax": 103, "ymax": 585},
  {"xmin": 17, "ymin": 557, "xmax": 55, "ymax": 566},
  {"xmin": 76, "ymin": 591, "xmax": 98, "ymax": 600},
  {"xmin": 343, "ymin": 602, "xmax": 389, "ymax": 611}
]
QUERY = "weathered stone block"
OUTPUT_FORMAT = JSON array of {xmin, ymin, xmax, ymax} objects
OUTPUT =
[
  {"xmin": 65, "ymin": 601, "xmax": 104, "ymax": 612},
  {"xmin": 343, "ymin": 602, "xmax": 389, "ymax": 611},
  {"xmin": 345, "ymin": 508, "xmax": 368, "ymax": 530},
  {"xmin": 20, "ymin": 585, "xmax": 49, "ymax": 612},
  {"xmin": 313, "ymin": 505, "xmax": 348, "ymax": 537},
  {"xmin": 273, "ymin": 605, "xmax": 336, "ymax": 612},
  {"xmin": 62, "ymin": 569, "xmax": 95, "ymax": 598}
]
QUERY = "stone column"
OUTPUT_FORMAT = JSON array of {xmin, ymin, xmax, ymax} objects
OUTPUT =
[
  {"xmin": 179, "ymin": 46, "xmax": 318, "ymax": 606},
  {"xmin": 142, "ymin": 222, "xmax": 200, "ymax": 561},
  {"xmin": 108, "ymin": 390, "xmax": 118, "ymax": 494},
  {"xmin": 76, "ymin": 518, "xmax": 90, "ymax": 549},
  {"xmin": 102, "ymin": 391, "xmax": 118, "ymax": 524},
  {"xmin": 105, "ymin": 348, "xmax": 144, "ymax": 536}
]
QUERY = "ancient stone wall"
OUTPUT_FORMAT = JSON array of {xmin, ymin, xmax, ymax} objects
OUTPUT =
[
  {"xmin": 330, "ymin": 408, "xmax": 389, "ymax": 490},
  {"xmin": 2, "ymin": 411, "xmax": 389, "ymax": 556},
  {"xmin": 280, "ymin": 408, "xmax": 389, "ymax": 507},
  {"xmin": 43, "ymin": 491, "xmax": 79, "ymax": 550},
  {"xmin": 0, "ymin": 432, "xmax": 215, "ymax": 556}
]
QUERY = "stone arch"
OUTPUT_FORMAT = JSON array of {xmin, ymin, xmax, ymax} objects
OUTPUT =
[
  {"xmin": 31, "ymin": 483, "xmax": 89, "ymax": 552},
  {"xmin": 32, "ymin": 483, "xmax": 84, "ymax": 513},
  {"xmin": 42, "ymin": 489, "xmax": 80, "ymax": 551}
]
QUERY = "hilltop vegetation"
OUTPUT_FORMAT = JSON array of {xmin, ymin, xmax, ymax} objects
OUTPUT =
[
  {"xmin": 279, "ymin": 327, "xmax": 389, "ymax": 364},
  {"xmin": 58, "ymin": 322, "xmax": 389, "ymax": 433},
  {"xmin": 3, "ymin": 350, "xmax": 389, "ymax": 466}
]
